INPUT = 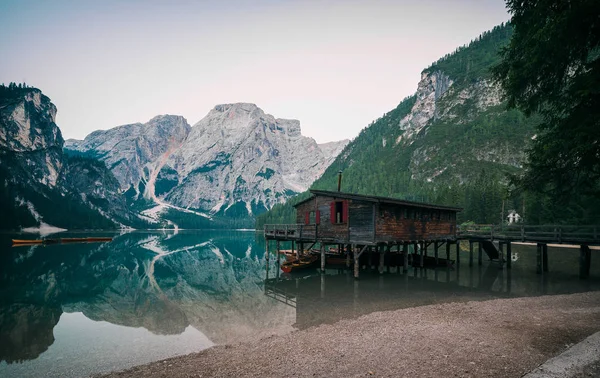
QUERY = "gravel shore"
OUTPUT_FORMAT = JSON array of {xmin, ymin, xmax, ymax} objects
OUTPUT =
[{"xmin": 101, "ymin": 291, "xmax": 600, "ymax": 378}]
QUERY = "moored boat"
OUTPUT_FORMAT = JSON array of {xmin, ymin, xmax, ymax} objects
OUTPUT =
[
  {"xmin": 11, "ymin": 239, "xmax": 44, "ymax": 245},
  {"xmin": 12, "ymin": 236, "xmax": 113, "ymax": 246},
  {"xmin": 60, "ymin": 237, "xmax": 88, "ymax": 243},
  {"xmin": 280, "ymin": 254, "xmax": 319, "ymax": 273}
]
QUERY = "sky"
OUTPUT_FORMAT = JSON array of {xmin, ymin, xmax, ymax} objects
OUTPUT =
[{"xmin": 0, "ymin": 0, "xmax": 509, "ymax": 143}]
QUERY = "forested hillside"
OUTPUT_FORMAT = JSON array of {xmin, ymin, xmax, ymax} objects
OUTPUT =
[{"xmin": 257, "ymin": 23, "xmax": 600, "ymax": 228}]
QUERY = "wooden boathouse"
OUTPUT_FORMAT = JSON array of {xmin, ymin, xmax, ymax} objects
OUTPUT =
[{"xmin": 264, "ymin": 189, "xmax": 462, "ymax": 278}]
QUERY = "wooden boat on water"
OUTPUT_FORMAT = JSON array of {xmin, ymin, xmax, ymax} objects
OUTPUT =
[
  {"xmin": 12, "ymin": 237, "xmax": 113, "ymax": 246},
  {"xmin": 280, "ymin": 254, "xmax": 319, "ymax": 273},
  {"xmin": 12, "ymin": 239, "xmax": 44, "ymax": 245}
]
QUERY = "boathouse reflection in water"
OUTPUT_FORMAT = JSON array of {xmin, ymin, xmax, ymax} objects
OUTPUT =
[{"xmin": 265, "ymin": 243, "xmax": 600, "ymax": 330}]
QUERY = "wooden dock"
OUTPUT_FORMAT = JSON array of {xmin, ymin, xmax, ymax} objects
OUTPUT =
[
  {"xmin": 264, "ymin": 190, "xmax": 462, "ymax": 278},
  {"xmin": 264, "ymin": 189, "xmax": 598, "ymax": 279},
  {"xmin": 457, "ymin": 224, "xmax": 599, "ymax": 278}
]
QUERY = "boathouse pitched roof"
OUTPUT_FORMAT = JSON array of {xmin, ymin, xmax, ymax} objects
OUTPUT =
[{"xmin": 293, "ymin": 189, "xmax": 462, "ymax": 212}]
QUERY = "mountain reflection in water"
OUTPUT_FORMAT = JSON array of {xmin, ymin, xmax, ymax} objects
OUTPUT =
[
  {"xmin": 0, "ymin": 231, "xmax": 295, "ymax": 377},
  {"xmin": 1, "ymin": 232, "xmax": 598, "ymax": 377}
]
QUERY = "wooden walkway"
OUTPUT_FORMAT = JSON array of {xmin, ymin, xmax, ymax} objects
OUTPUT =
[
  {"xmin": 457, "ymin": 224, "xmax": 599, "ymax": 279},
  {"xmin": 265, "ymin": 224, "xmax": 599, "ymax": 279},
  {"xmin": 457, "ymin": 224, "xmax": 600, "ymax": 245},
  {"xmin": 264, "ymin": 224, "xmax": 459, "ymax": 279}
]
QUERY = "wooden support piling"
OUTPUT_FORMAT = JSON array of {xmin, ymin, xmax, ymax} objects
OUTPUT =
[
  {"xmin": 580, "ymin": 244, "xmax": 591, "ymax": 279},
  {"xmin": 506, "ymin": 242, "xmax": 512, "ymax": 269},
  {"xmin": 446, "ymin": 241, "xmax": 450, "ymax": 263},
  {"xmin": 353, "ymin": 245, "xmax": 368, "ymax": 279},
  {"xmin": 434, "ymin": 242, "xmax": 439, "ymax": 266},
  {"xmin": 478, "ymin": 242, "xmax": 483, "ymax": 266},
  {"xmin": 354, "ymin": 247, "xmax": 360, "ymax": 278},
  {"xmin": 320, "ymin": 244, "xmax": 326, "ymax": 272},
  {"xmin": 455, "ymin": 241, "xmax": 460, "ymax": 266},
  {"xmin": 346, "ymin": 244, "xmax": 351, "ymax": 268},
  {"xmin": 266, "ymin": 240, "xmax": 270, "ymax": 262},
  {"xmin": 419, "ymin": 242, "xmax": 424, "ymax": 268},
  {"xmin": 469, "ymin": 240, "xmax": 473, "ymax": 267},
  {"xmin": 379, "ymin": 245, "xmax": 385, "ymax": 274},
  {"xmin": 542, "ymin": 244, "xmax": 549, "ymax": 272},
  {"xmin": 536, "ymin": 243, "xmax": 542, "ymax": 274},
  {"xmin": 403, "ymin": 243, "xmax": 408, "ymax": 272}
]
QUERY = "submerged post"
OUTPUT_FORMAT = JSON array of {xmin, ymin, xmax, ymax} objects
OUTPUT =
[
  {"xmin": 506, "ymin": 242, "xmax": 512, "ymax": 269},
  {"xmin": 321, "ymin": 244, "xmax": 326, "ymax": 272},
  {"xmin": 446, "ymin": 241, "xmax": 450, "ymax": 263},
  {"xmin": 276, "ymin": 240, "xmax": 280, "ymax": 253},
  {"xmin": 403, "ymin": 242, "xmax": 408, "ymax": 272},
  {"xmin": 536, "ymin": 243, "xmax": 542, "ymax": 274},
  {"xmin": 580, "ymin": 244, "xmax": 591, "ymax": 279},
  {"xmin": 276, "ymin": 240, "xmax": 281, "ymax": 270},
  {"xmin": 542, "ymin": 244, "xmax": 549, "ymax": 272},
  {"xmin": 478, "ymin": 242, "xmax": 483, "ymax": 266},
  {"xmin": 469, "ymin": 240, "xmax": 474, "ymax": 267},
  {"xmin": 379, "ymin": 245, "xmax": 386, "ymax": 274},
  {"xmin": 419, "ymin": 242, "xmax": 424, "ymax": 268},
  {"xmin": 455, "ymin": 241, "xmax": 460, "ymax": 266},
  {"xmin": 354, "ymin": 246, "xmax": 360, "ymax": 279},
  {"xmin": 434, "ymin": 242, "xmax": 439, "ymax": 266},
  {"xmin": 346, "ymin": 244, "xmax": 351, "ymax": 268},
  {"xmin": 266, "ymin": 239, "xmax": 270, "ymax": 262}
]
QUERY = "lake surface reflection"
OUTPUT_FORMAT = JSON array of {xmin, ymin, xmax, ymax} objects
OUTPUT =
[
  {"xmin": 0, "ymin": 231, "xmax": 598, "ymax": 377},
  {"xmin": 0, "ymin": 231, "xmax": 293, "ymax": 377}
]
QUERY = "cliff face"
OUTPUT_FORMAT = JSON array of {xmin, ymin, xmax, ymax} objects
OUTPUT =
[
  {"xmin": 0, "ymin": 86, "xmax": 149, "ymax": 230},
  {"xmin": 398, "ymin": 71, "xmax": 453, "ymax": 142},
  {"xmin": 0, "ymin": 89, "xmax": 64, "ymax": 188}
]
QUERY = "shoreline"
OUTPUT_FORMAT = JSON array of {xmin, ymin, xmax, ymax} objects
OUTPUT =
[{"xmin": 101, "ymin": 291, "xmax": 600, "ymax": 378}]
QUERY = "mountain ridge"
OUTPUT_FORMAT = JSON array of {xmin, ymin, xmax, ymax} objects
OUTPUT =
[{"xmin": 68, "ymin": 102, "xmax": 349, "ymax": 227}]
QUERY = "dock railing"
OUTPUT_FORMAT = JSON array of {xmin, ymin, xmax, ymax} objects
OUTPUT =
[
  {"xmin": 458, "ymin": 224, "xmax": 600, "ymax": 244},
  {"xmin": 264, "ymin": 224, "xmax": 316, "ymax": 240}
]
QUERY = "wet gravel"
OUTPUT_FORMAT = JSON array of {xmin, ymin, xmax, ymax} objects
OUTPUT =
[{"xmin": 100, "ymin": 291, "xmax": 600, "ymax": 378}]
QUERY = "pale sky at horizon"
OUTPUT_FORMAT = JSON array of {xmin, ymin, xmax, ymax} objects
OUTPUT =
[{"xmin": 0, "ymin": 0, "xmax": 509, "ymax": 143}]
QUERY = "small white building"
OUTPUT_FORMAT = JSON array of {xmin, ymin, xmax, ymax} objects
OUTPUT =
[{"xmin": 507, "ymin": 210, "xmax": 522, "ymax": 225}]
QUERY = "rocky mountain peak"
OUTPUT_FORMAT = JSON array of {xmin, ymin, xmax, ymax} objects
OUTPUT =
[
  {"xmin": 398, "ymin": 70, "xmax": 453, "ymax": 142},
  {"xmin": 318, "ymin": 140, "xmax": 350, "ymax": 160},
  {"xmin": 147, "ymin": 114, "xmax": 191, "ymax": 130},
  {"xmin": 65, "ymin": 115, "xmax": 191, "ymax": 190},
  {"xmin": 200, "ymin": 103, "xmax": 265, "ymax": 130},
  {"xmin": 0, "ymin": 88, "xmax": 63, "ymax": 153}
]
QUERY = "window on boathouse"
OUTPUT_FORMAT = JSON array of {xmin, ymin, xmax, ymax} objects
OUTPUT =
[
  {"xmin": 305, "ymin": 211, "xmax": 320, "ymax": 225},
  {"xmin": 330, "ymin": 200, "xmax": 348, "ymax": 224}
]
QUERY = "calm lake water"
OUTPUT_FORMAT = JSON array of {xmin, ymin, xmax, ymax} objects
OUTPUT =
[{"xmin": 1, "ymin": 230, "xmax": 599, "ymax": 377}]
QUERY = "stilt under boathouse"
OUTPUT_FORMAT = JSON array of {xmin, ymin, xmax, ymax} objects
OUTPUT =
[{"xmin": 264, "ymin": 189, "xmax": 463, "ymax": 278}]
